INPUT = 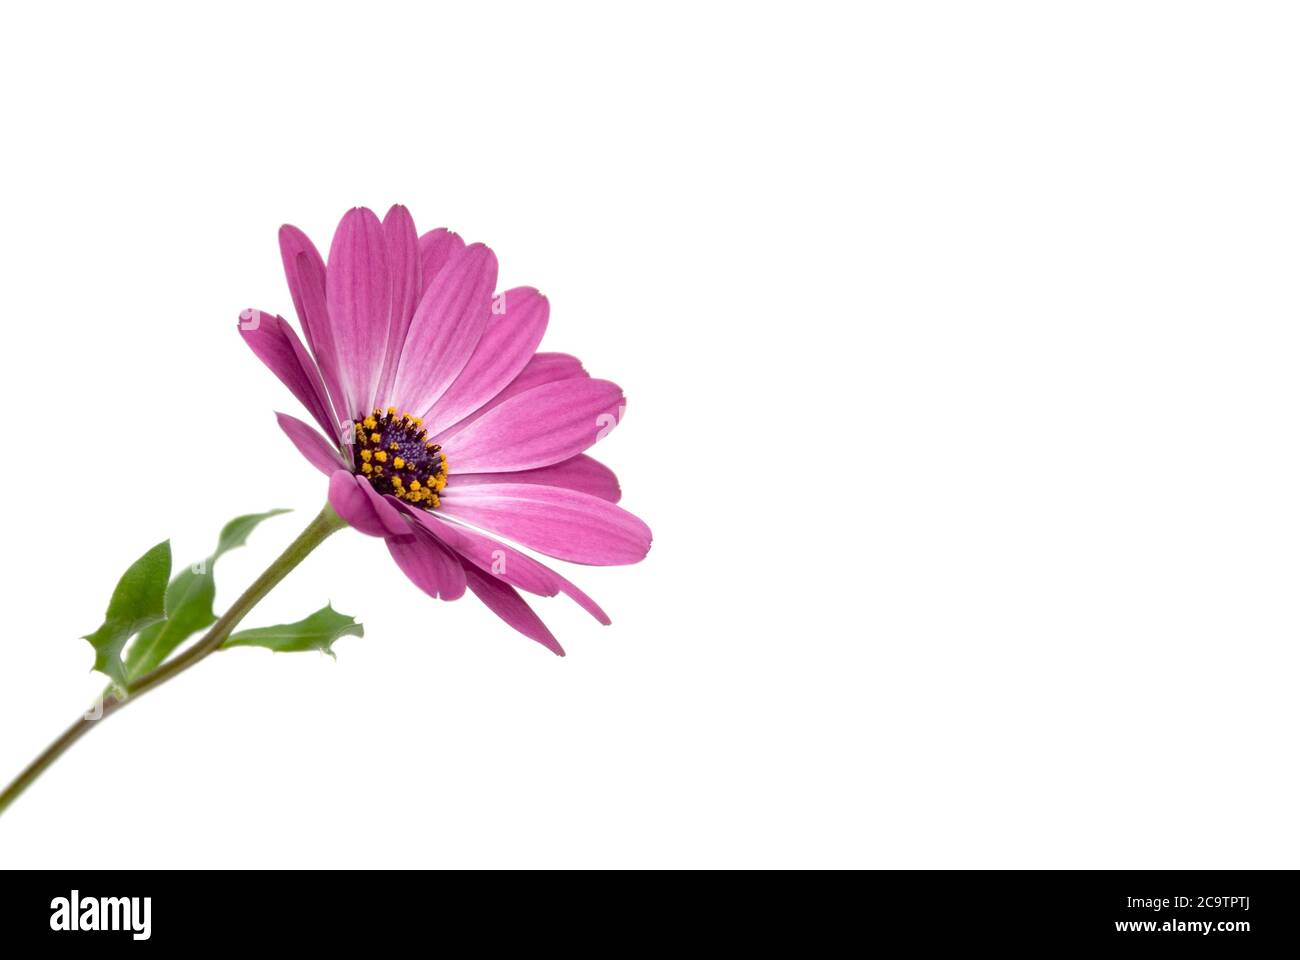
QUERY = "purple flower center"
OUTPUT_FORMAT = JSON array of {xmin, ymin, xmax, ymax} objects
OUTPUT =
[{"xmin": 349, "ymin": 407, "xmax": 449, "ymax": 508}]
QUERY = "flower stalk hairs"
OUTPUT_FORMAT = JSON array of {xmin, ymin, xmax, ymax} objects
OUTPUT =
[{"xmin": 0, "ymin": 205, "xmax": 651, "ymax": 816}]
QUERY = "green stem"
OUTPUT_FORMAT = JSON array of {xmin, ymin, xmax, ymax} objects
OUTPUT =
[{"xmin": 0, "ymin": 503, "xmax": 347, "ymax": 818}]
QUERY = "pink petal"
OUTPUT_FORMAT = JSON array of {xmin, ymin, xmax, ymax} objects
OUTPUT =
[
  {"xmin": 328, "ymin": 470, "xmax": 408, "ymax": 538},
  {"xmin": 443, "ymin": 379, "xmax": 625, "ymax": 473},
  {"xmin": 438, "ymin": 483, "xmax": 651, "ymax": 565},
  {"xmin": 422, "ymin": 287, "xmax": 549, "ymax": 434},
  {"xmin": 278, "ymin": 225, "xmax": 327, "ymax": 355},
  {"xmin": 418, "ymin": 228, "xmax": 465, "ymax": 298},
  {"xmin": 374, "ymin": 205, "xmax": 421, "ymax": 408},
  {"xmin": 414, "ymin": 511, "xmax": 610, "ymax": 624},
  {"xmin": 387, "ymin": 529, "xmax": 467, "ymax": 601},
  {"xmin": 429, "ymin": 351, "xmax": 589, "ymax": 445},
  {"xmin": 325, "ymin": 207, "xmax": 391, "ymax": 419},
  {"xmin": 276, "ymin": 412, "xmax": 346, "ymax": 475},
  {"xmin": 452, "ymin": 454, "xmax": 621, "ymax": 503},
  {"xmin": 462, "ymin": 562, "xmax": 564, "ymax": 656},
  {"xmin": 391, "ymin": 243, "xmax": 497, "ymax": 417},
  {"xmin": 279, "ymin": 224, "xmax": 347, "ymax": 420},
  {"xmin": 363, "ymin": 487, "xmax": 410, "ymax": 537},
  {"xmin": 238, "ymin": 310, "xmax": 337, "ymax": 437}
]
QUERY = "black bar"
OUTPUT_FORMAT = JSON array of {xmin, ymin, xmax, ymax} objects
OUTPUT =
[{"xmin": 0, "ymin": 869, "xmax": 1290, "ymax": 948}]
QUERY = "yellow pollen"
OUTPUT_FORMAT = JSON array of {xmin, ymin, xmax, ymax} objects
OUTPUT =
[{"xmin": 350, "ymin": 406, "xmax": 449, "ymax": 509}]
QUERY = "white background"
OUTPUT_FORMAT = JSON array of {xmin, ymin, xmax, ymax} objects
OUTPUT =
[{"xmin": 1, "ymin": 1, "xmax": 1297, "ymax": 868}]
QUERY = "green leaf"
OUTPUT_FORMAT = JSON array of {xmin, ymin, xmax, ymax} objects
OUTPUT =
[
  {"xmin": 215, "ymin": 508, "xmax": 293, "ymax": 557},
  {"xmin": 124, "ymin": 509, "xmax": 290, "ymax": 682},
  {"xmin": 83, "ymin": 540, "xmax": 172, "ymax": 693},
  {"xmin": 224, "ymin": 604, "xmax": 363, "ymax": 658}
]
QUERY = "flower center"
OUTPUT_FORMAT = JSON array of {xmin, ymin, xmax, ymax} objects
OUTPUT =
[{"xmin": 350, "ymin": 407, "xmax": 448, "ymax": 508}]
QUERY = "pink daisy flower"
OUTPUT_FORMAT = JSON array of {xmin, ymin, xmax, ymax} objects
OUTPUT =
[{"xmin": 239, "ymin": 205, "xmax": 651, "ymax": 655}]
